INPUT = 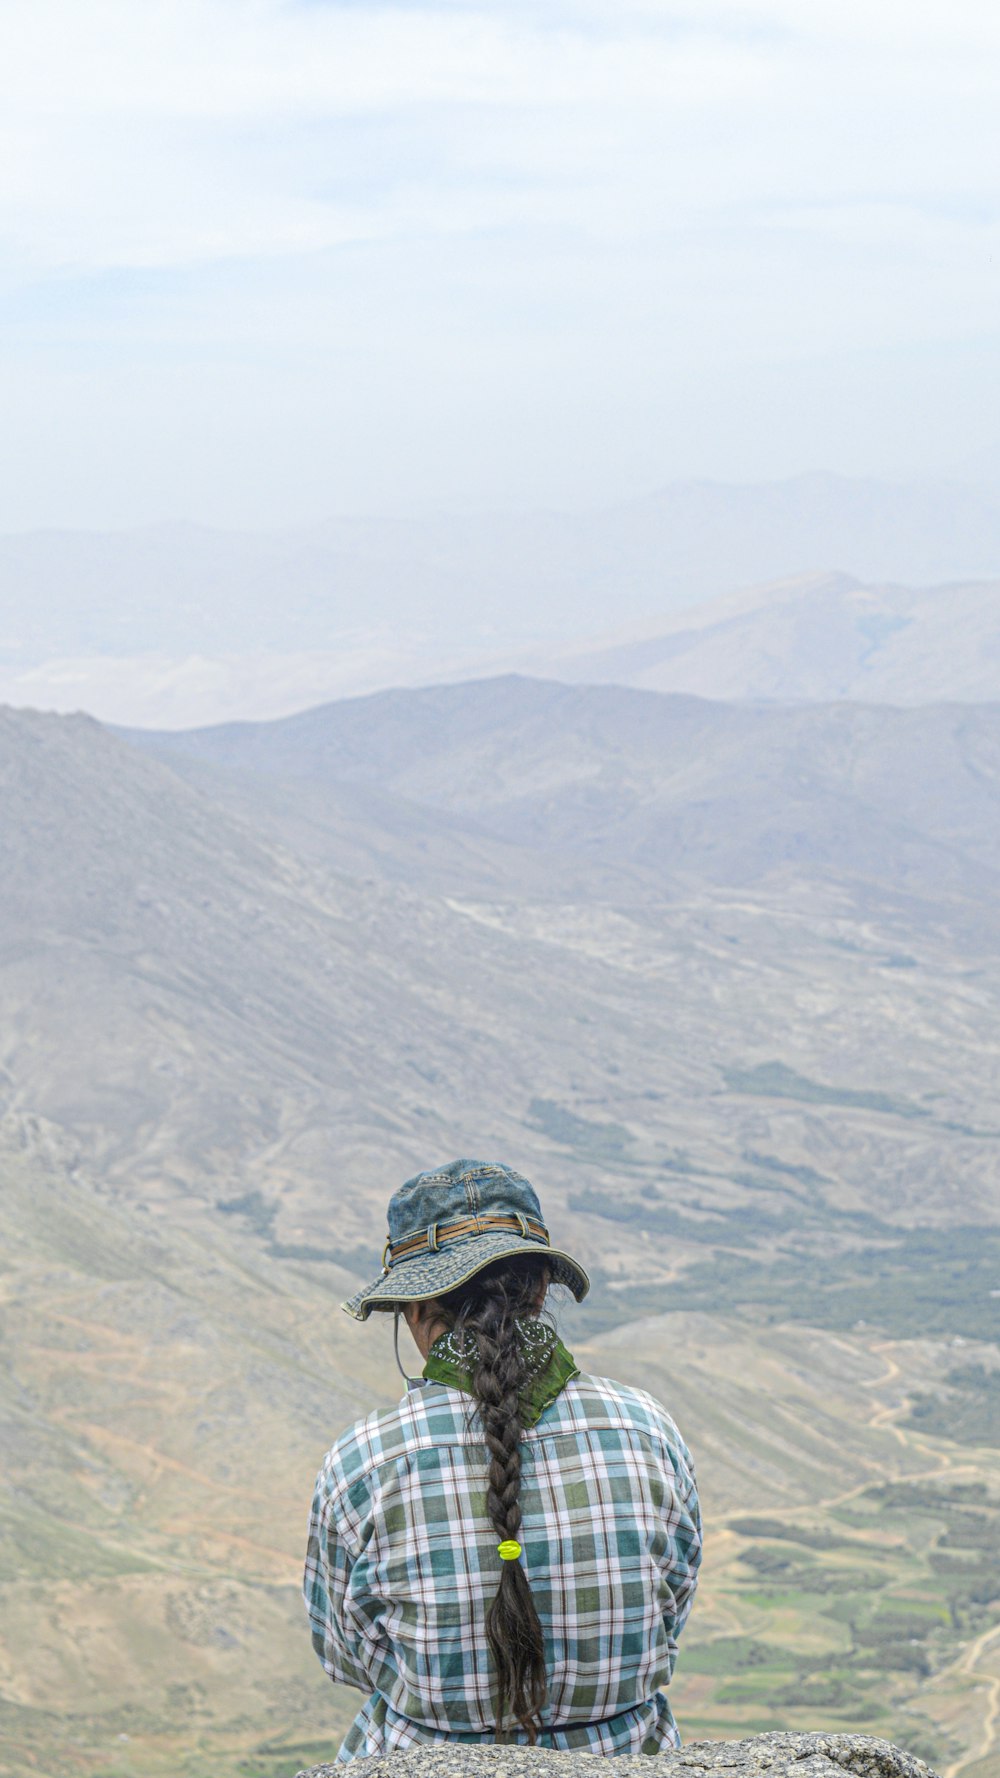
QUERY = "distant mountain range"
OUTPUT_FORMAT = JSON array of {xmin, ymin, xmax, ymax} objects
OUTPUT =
[
  {"xmin": 529, "ymin": 572, "xmax": 1000, "ymax": 705},
  {"xmin": 127, "ymin": 674, "xmax": 1000, "ymax": 913},
  {"xmin": 3, "ymin": 474, "xmax": 1000, "ymax": 724}
]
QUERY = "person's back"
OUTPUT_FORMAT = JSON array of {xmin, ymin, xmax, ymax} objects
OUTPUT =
[{"xmin": 303, "ymin": 1159, "xmax": 702, "ymax": 1761}]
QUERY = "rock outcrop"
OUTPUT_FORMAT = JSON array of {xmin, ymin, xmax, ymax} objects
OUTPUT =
[{"xmin": 297, "ymin": 1732, "xmax": 937, "ymax": 1778}]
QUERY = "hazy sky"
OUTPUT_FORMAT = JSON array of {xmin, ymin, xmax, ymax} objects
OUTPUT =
[{"xmin": 2, "ymin": 0, "xmax": 999, "ymax": 529}]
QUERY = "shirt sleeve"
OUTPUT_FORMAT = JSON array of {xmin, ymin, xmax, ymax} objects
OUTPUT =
[
  {"xmin": 653, "ymin": 1424, "xmax": 703, "ymax": 1676},
  {"xmin": 303, "ymin": 1458, "xmax": 372, "ymax": 1694},
  {"xmin": 670, "ymin": 1437, "xmax": 703, "ymax": 1638}
]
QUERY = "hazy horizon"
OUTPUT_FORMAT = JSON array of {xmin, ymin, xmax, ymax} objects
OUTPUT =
[
  {"xmin": 3, "ymin": 470, "xmax": 1000, "ymax": 725},
  {"xmin": 2, "ymin": 461, "xmax": 1000, "ymax": 539}
]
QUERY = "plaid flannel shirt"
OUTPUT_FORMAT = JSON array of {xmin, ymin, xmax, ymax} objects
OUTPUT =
[{"xmin": 303, "ymin": 1371, "xmax": 702, "ymax": 1761}]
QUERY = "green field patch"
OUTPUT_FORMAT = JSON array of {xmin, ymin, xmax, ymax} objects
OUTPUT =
[
  {"xmin": 936, "ymin": 1561, "xmax": 1000, "ymax": 1613},
  {"xmin": 727, "ymin": 1516, "xmax": 868, "ymax": 1552},
  {"xmin": 737, "ymin": 1585, "xmax": 855, "ymax": 1615},
  {"xmin": 237, "ymin": 1742, "xmax": 337, "ymax": 1776},
  {"xmin": 741, "ymin": 1151, "xmax": 829, "ymax": 1187},
  {"xmin": 568, "ymin": 1182, "xmax": 885, "ymax": 1254},
  {"xmin": 714, "ymin": 1659, "xmax": 885, "ymax": 1722},
  {"xmin": 905, "ymin": 1364, "xmax": 1000, "ymax": 1448},
  {"xmin": 738, "ymin": 1546, "xmax": 869, "ymax": 1594},
  {"xmin": 568, "ymin": 1187, "xmax": 730, "ymax": 1246},
  {"xmin": 722, "ymin": 1061, "xmax": 928, "ymax": 1121},
  {"xmin": 860, "ymin": 1480, "xmax": 994, "ymax": 1514},
  {"xmin": 216, "ymin": 1189, "xmax": 278, "ymax": 1240},
  {"xmin": 680, "ymin": 1708, "xmax": 793, "ymax": 1741},
  {"xmin": 663, "ymin": 1225, "xmax": 1000, "ymax": 1341},
  {"xmin": 526, "ymin": 1098, "xmax": 634, "ymax": 1160},
  {"xmin": 660, "ymin": 1148, "xmax": 698, "ymax": 1176},
  {"xmin": 940, "ymin": 1513, "xmax": 1000, "ymax": 1550},
  {"xmin": 855, "ymin": 1607, "xmax": 943, "ymax": 1640},
  {"xmin": 769, "ymin": 1673, "xmax": 884, "ymax": 1718},
  {"xmin": 846, "ymin": 1640, "xmax": 933, "ymax": 1676},
  {"xmin": 215, "ymin": 1191, "xmax": 375, "ymax": 1269},
  {"xmin": 683, "ymin": 1637, "xmax": 798, "ymax": 1677},
  {"xmin": 716, "ymin": 1670, "xmax": 803, "ymax": 1705}
]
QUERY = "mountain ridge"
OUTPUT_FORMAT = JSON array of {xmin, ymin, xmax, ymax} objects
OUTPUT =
[
  {"xmin": 120, "ymin": 675, "xmax": 1000, "ymax": 913},
  {"xmin": 528, "ymin": 574, "xmax": 1000, "ymax": 706}
]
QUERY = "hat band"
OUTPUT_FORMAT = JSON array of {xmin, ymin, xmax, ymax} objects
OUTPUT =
[{"xmin": 383, "ymin": 1212, "xmax": 550, "ymax": 1271}]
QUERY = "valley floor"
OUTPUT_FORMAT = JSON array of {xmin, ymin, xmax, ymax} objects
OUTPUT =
[{"xmin": 3, "ymin": 1171, "xmax": 998, "ymax": 1778}]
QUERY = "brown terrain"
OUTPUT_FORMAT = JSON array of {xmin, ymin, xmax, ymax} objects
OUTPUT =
[{"xmin": 1, "ymin": 679, "xmax": 999, "ymax": 1777}]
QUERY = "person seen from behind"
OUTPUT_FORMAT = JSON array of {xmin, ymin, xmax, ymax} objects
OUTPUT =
[{"xmin": 303, "ymin": 1159, "xmax": 702, "ymax": 1759}]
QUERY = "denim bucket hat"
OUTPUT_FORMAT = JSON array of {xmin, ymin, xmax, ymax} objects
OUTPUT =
[{"xmin": 343, "ymin": 1158, "xmax": 590, "ymax": 1321}]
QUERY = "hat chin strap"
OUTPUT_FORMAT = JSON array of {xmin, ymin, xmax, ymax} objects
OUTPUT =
[{"xmin": 393, "ymin": 1305, "xmax": 426, "ymax": 1392}]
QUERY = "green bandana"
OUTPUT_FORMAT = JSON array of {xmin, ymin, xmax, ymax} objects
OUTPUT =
[{"xmin": 423, "ymin": 1318, "xmax": 579, "ymax": 1428}]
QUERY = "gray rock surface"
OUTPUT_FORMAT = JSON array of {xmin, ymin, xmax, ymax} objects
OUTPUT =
[{"xmin": 296, "ymin": 1732, "xmax": 937, "ymax": 1778}]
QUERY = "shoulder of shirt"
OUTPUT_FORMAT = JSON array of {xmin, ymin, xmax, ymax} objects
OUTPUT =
[
  {"xmin": 311, "ymin": 1386, "xmax": 462, "ymax": 1506},
  {"xmin": 551, "ymin": 1371, "xmax": 691, "ymax": 1454},
  {"xmin": 540, "ymin": 1374, "xmax": 699, "ymax": 1502},
  {"xmin": 312, "ymin": 1370, "xmax": 694, "ymax": 1513},
  {"xmin": 315, "ymin": 1391, "xmax": 414, "ymax": 1475}
]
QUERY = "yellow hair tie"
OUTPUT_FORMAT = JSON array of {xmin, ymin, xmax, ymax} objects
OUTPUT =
[{"xmin": 497, "ymin": 1539, "xmax": 522, "ymax": 1561}]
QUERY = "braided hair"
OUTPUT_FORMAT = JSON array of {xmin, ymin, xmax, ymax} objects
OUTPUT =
[{"xmin": 436, "ymin": 1255, "xmax": 552, "ymax": 1742}]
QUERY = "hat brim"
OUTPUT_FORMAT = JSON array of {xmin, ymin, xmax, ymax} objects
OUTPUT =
[{"xmin": 342, "ymin": 1231, "xmax": 590, "ymax": 1322}]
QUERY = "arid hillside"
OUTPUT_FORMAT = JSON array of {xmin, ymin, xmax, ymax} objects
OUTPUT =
[
  {"xmin": 532, "ymin": 575, "xmax": 1000, "ymax": 706},
  {"xmin": 1, "ymin": 685, "xmax": 999, "ymax": 1778}
]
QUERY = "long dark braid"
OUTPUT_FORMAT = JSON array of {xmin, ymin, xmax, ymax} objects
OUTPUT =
[{"xmin": 438, "ymin": 1256, "xmax": 551, "ymax": 1742}]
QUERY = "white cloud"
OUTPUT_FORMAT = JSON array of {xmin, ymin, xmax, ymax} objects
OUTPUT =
[
  {"xmin": 5, "ymin": 2, "xmax": 767, "ymax": 121},
  {"xmin": 0, "ymin": 4, "xmax": 776, "ymax": 276},
  {"xmin": 0, "ymin": 0, "xmax": 998, "ymax": 522},
  {"xmin": 2, "ymin": 0, "xmax": 997, "ymax": 277}
]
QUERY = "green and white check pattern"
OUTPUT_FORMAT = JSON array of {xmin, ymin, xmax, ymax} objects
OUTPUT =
[{"xmin": 303, "ymin": 1372, "xmax": 702, "ymax": 1761}]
